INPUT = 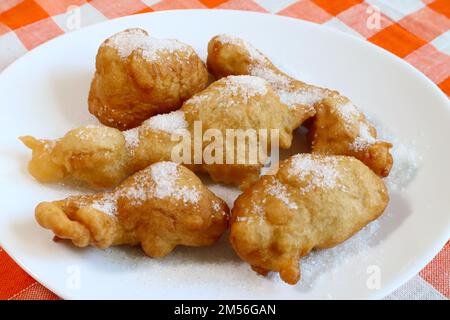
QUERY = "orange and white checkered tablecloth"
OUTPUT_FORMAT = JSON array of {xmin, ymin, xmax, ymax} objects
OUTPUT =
[{"xmin": 0, "ymin": 0, "xmax": 449, "ymax": 300}]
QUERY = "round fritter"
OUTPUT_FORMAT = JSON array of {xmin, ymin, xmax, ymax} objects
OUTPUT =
[{"xmin": 89, "ymin": 28, "xmax": 208, "ymax": 130}]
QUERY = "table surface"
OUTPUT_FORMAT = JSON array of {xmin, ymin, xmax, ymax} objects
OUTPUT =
[{"xmin": 0, "ymin": 0, "xmax": 448, "ymax": 300}]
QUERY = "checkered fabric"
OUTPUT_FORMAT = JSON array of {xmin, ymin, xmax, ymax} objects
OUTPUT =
[{"xmin": 0, "ymin": 0, "xmax": 449, "ymax": 300}]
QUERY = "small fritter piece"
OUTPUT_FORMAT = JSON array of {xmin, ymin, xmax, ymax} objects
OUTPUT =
[
  {"xmin": 20, "ymin": 126, "xmax": 132, "ymax": 188},
  {"xmin": 309, "ymin": 95, "xmax": 393, "ymax": 177},
  {"xmin": 21, "ymin": 75, "xmax": 301, "ymax": 189},
  {"xmin": 207, "ymin": 34, "xmax": 393, "ymax": 176},
  {"xmin": 35, "ymin": 162, "xmax": 229, "ymax": 257},
  {"xmin": 230, "ymin": 154, "xmax": 389, "ymax": 285},
  {"xmin": 89, "ymin": 28, "xmax": 208, "ymax": 130}
]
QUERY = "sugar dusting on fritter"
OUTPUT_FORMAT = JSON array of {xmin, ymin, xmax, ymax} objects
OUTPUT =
[
  {"xmin": 122, "ymin": 111, "xmax": 188, "ymax": 151},
  {"xmin": 218, "ymin": 33, "xmax": 380, "ymax": 153},
  {"xmin": 333, "ymin": 100, "xmax": 379, "ymax": 151},
  {"xmin": 143, "ymin": 110, "xmax": 188, "ymax": 134},
  {"xmin": 250, "ymin": 65, "xmax": 322, "ymax": 112},
  {"xmin": 90, "ymin": 192, "xmax": 118, "ymax": 216},
  {"xmin": 74, "ymin": 125, "xmax": 117, "ymax": 141},
  {"xmin": 183, "ymin": 75, "xmax": 268, "ymax": 108},
  {"xmin": 217, "ymin": 34, "xmax": 323, "ymax": 111},
  {"xmin": 105, "ymin": 28, "xmax": 190, "ymax": 61},
  {"xmin": 123, "ymin": 127, "xmax": 140, "ymax": 150},
  {"xmin": 186, "ymin": 75, "xmax": 269, "ymax": 108},
  {"xmin": 335, "ymin": 101, "xmax": 359, "ymax": 127},
  {"xmin": 120, "ymin": 162, "xmax": 200, "ymax": 205},
  {"xmin": 150, "ymin": 161, "xmax": 200, "ymax": 204},
  {"xmin": 216, "ymin": 34, "xmax": 265, "ymax": 62},
  {"xmin": 276, "ymin": 87, "xmax": 324, "ymax": 112},
  {"xmin": 266, "ymin": 179, "xmax": 298, "ymax": 210},
  {"xmin": 350, "ymin": 123, "xmax": 377, "ymax": 151},
  {"xmin": 71, "ymin": 162, "xmax": 201, "ymax": 216},
  {"xmin": 222, "ymin": 75, "xmax": 268, "ymax": 105},
  {"xmin": 288, "ymin": 155, "xmax": 340, "ymax": 194}
]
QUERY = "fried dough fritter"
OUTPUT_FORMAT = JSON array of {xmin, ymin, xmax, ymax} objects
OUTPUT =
[
  {"xmin": 207, "ymin": 34, "xmax": 320, "ymax": 124},
  {"xmin": 21, "ymin": 75, "xmax": 302, "ymax": 189},
  {"xmin": 230, "ymin": 154, "xmax": 389, "ymax": 285},
  {"xmin": 207, "ymin": 34, "xmax": 393, "ymax": 176},
  {"xmin": 35, "ymin": 162, "xmax": 229, "ymax": 257},
  {"xmin": 89, "ymin": 28, "xmax": 208, "ymax": 130},
  {"xmin": 309, "ymin": 95, "xmax": 393, "ymax": 177}
]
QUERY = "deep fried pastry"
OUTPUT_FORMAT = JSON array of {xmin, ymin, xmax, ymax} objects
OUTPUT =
[
  {"xmin": 230, "ymin": 154, "xmax": 389, "ymax": 284},
  {"xmin": 20, "ymin": 126, "xmax": 131, "ymax": 188},
  {"xmin": 207, "ymin": 34, "xmax": 393, "ymax": 176},
  {"xmin": 21, "ymin": 75, "xmax": 302, "ymax": 189},
  {"xmin": 89, "ymin": 28, "xmax": 208, "ymax": 130},
  {"xmin": 182, "ymin": 75, "xmax": 302, "ymax": 188},
  {"xmin": 308, "ymin": 95, "xmax": 393, "ymax": 177},
  {"xmin": 208, "ymin": 34, "xmax": 321, "ymax": 123},
  {"xmin": 35, "ymin": 162, "xmax": 229, "ymax": 257}
]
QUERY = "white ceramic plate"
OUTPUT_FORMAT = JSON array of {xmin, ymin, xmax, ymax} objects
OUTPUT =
[{"xmin": 0, "ymin": 10, "xmax": 449, "ymax": 300}]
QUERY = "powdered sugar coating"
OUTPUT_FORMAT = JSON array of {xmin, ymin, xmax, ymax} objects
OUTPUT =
[
  {"xmin": 74, "ymin": 126, "xmax": 117, "ymax": 141},
  {"xmin": 150, "ymin": 162, "xmax": 200, "ymax": 204},
  {"xmin": 334, "ymin": 101, "xmax": 360, "ymax": 129},
  {"xmin": 70, "ymin": 162, "xmax": 202, "ymax": 216},
  {"xmin": 216, "ymin": 34, "xmax": 265, "ymax": 63},
  {"xmin": 105, "ymin": 28, "xmax": 190, "ymax": 61},
  {"xmin": 185, "ymin": 75, "xmax": 268, "ymax": 108},
  {"xmin": 333, "ymin": 100, "xmax": 378, "ymax": 151},
  {"xmin": 224, "ymin": 75, "xmax": 268, "ymax": 100},
  {"xmin": 350, "ymin": 123, "xmax": 377, "ymax": 151},
  {"xmin": 288, "ymin": 155, "xmax": 340, "ymax": 194},
  {"xmin": 185, "ymin": 93, "xmax": 208, "ymax": 106},
  {"xmin": 123, "ymin": 127, "xmax": 140, "ymax": 150},
  {"xmin": 266, "ymin": 179, "xmax": 298, "ymax": 210},
  {"xmin": 143, "ymin": 110, "xmax": 188, "ymax": 134},
  {"xmin": 251, "ymin": 65, "xmax": 290, "ymax": 90},
  {"xmin": 277, "ymin": 87, "xmax": 323, "ymax": 112},
  {"xmin": 250, "ymin": 62, "xmax": 321, "ymax": 112},
  {"xmin": 91, "ymin": 193, "xmax": 118, "ymax": 216}
]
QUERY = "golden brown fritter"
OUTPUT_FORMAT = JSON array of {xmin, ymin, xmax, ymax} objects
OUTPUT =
[
  {"xmin": 182, "ymin": 75, "xmax": 302, "ymax": 188},
  {"xmin": 89, "ymin": 28, "xmax": 208, "ymax": 130},
  {"xmin": 207, "ymin": 34, "xmax": 321, "ymax": 124},
  {"xmin": 207, "ymin": 34, "xmax": 393, "ymax": 176},
  {"xmin": 35, "ymin": 162, "xmax": 229, "ymax": 257},
  {"xmin": 230, "ymin": 154, "xmax": 389, "ymax": 285},
  {"xmin": 21, "ymin": 75, "xmax": 301, "ymax": 189},
  {"xmin": 308, "ymin": 95, "xmax": 393, "ymax": 177},
  {"xmin": 20, "ymin": 126, "xmax": 132, "ymax": 188}
]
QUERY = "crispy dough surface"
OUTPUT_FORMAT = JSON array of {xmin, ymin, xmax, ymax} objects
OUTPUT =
[
  {"xmin": 22, "ymin": 75, "xmax": 301, "ymax": 189},
  {"xmin": 89, "ymin": 28, "xmax": 209, "ymax": 130},
  {"xmin": 230, "ymin": 154, "xmax": 389, "ymax": 284},
  {"xmin": 207, "ymin": 34, "xmax": 393, "ymax": 176},
  {"xmin": 35, "ymin": 162, "xmax": 229, "ymax": 257}
]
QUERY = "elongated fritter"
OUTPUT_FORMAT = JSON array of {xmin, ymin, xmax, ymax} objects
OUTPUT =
[
  {"xmin": 21, "ymin": 75, "xmax": 302, "ymax": 189},
  {"xmin": 35, "ymin": 162, "xmax": 228, "ymax": 257}
]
